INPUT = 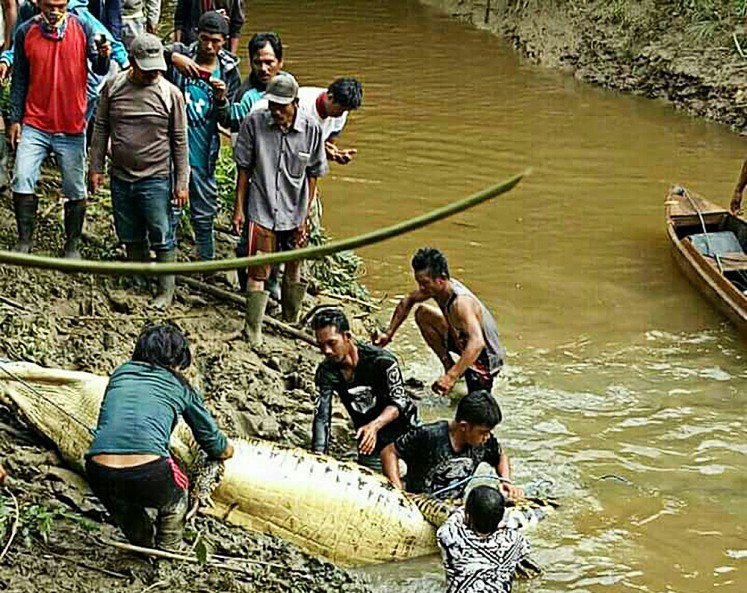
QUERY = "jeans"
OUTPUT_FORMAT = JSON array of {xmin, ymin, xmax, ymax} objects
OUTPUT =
[
  {"xmin": 110, "ymin": 175, "xmax": 174, "ymax": 251},
  {"xmin": 189, "ymin": 166, "xmax": 218, "ymax": 260},
  {"xmin": 11, "ymin": 124, "xmax": 86, "ymax": 200}
]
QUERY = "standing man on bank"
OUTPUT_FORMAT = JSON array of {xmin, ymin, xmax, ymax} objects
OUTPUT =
[
  {"xmin": 9, "ymin": 0, "xmax": 111, "ymax": 257},
  {"xmin": 174, "ymin": 0, "xmax": 243, "ymax": 54},
  {"xmin": 232, "ymin": 72, "xmax": 327, "ymax": 345},
  {"xmin": 166, "ymin": 11, "xmax": 240, "ymax": 265},
  {"xmin": 90, "ymin": 34, "xmax": 189, "ymax": 309},
  {"xmin": 374, "ymin": 248, "xmax": 506, "ymax": 396},
  {"xmin": 310, "ymin": 308, "xmax": 418, "ymax": 471}
]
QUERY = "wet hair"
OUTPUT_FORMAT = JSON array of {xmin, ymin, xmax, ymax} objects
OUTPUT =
[
  {"xmin": 248, "ymin": 32, "xmax": 283, "ymax": 61},
  {"xmin": 411, "ymin": 247, "xmax": 449, "ymax": 279},
  {"xmin": 455, "ymin": 390, "xmax": 502, "ymax": 427},
  {"xmin": 466, "ymin": 485, "xmax": 505, "ymax": 534},
  {"xmin": 328, "ymin": 78, "xmax": 363, "ymax": 110},
  {"xmin": 310, "ymin": 308, "xmax": 350, "ymax": 334},
  {"xmin": 132, "ymin": 323, "xmax": 192, "ymax": 371}
]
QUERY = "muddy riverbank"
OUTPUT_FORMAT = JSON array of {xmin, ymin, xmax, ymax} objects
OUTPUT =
[
  {"xmin": 422, "ymin": 0, "xmax": 747, "ymax": 132},
  {"xmin": 0, "ymin": 184, "xmax": 373, "ymax": 591}
]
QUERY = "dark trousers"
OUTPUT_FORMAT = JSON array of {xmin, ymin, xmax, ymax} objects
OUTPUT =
[{"xmin": 86, "ymin": 457, "xmax": 188, "ymax": 549}]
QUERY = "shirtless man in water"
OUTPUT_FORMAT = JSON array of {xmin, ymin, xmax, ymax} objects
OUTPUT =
[{"xmin": 374, "ymin": 247, "xmax": 505, "ymax": 396}]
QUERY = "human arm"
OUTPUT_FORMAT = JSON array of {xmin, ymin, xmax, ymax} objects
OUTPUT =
[
  {"xmin": 232, "ymin": 116, "xmax": 255, "ymax": 233},
  {"xmin": 215, "ymin": 69, "xmax": 241, "ymax": 129},
  {"xmin": 432, "ymin": 296, "xmax": 485, "ymax": 395},
  {"xmin": 8, "ymin": 24, "xmax": 29, "ymax": 147},
  {"xmin": 0, "ymin": 462, "xmax": 6, "ymax": 485},
  {"xmin": 83, "ymin": 18, "xmax": 111, "ymax": 75},
  {"xmin": 145, "ymin": 0, "xmax": 161, "ymax": 33},
  {"xmin": 357, "ymin": 405, "xmax": 399, "ymax": 456},
  {"xmin": 81, "ymin": 10, "xmax": 129, "ymax": 68},
  {"xmin": 170, "ymin": 86, "xmax": 190, "ymax": 205},
  {"xmin": 732, "ymin": 157, "xmax": 747, "ymax": 214},
  {"xmin": 2, "ymin": 0, "xmax": 16, "ymax": 52},
  {"xmin": 382, "ymin": 425, "xmax": 427, "ymax": 490},
  {"xmin": 228, "ymin": 0, "xmax": 244, "ymax": 53},
  {"xmin": 325, "ymin": 139, "xmax": 357, "ymax": 165},
  {"xmin": 357, "ymin": 356, "xmax": 412, "ymax": 455},
  {"xmin": 496, "ymin": 449, "xmax": 523, "ymax": 500},
  {"xmin": 310, "ymin": 367, "xmax": 334, "ymax": 454},
  {"xmin": 373, "ymin": 290, "xmax": 430, "ymax": 347},
  {"xmin": 183, "ymin": 395, "xmax": 231, "ymax": 460},
  {"xmin": 88, "ymin": 79, "xmax": 112, "ymax": 192},
  {"xmin": 381, "ymin": 443, "xmax": 405, "ymax": 490}
]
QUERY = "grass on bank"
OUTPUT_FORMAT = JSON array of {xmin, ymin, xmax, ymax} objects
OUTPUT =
[{"xmin": 502, "ymin": 0, "xmax": 747, "ymax": 46}]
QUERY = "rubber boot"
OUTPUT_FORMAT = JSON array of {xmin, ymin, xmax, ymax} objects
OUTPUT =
[
  {"xmin": 152, "ymin": 250, "xmax": 176, "ymax": 309},
  {"xmin": 125, "ymin": 242, "xmax": 150, "ymax": 292},
  {"xmin": 63, "ymin": 200, "xmax": 86, "ymax": 259},
  {"xmin": 281, "ymin": 278, "xmax": 308, "ymax": 324},
  {"xmin": 156, "ymin": 490, "xmax": 188, "ymax": 552},
  {"xmin": 244, "ymin": 290, "xmax": 269, "ymax": 347},
  {"xmin": 12, "ymin": 193, "xmax": 38, "ymax": 254}
]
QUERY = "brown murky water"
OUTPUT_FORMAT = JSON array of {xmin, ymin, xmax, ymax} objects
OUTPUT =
[{"xmin": 239, "ymin": 1, "xmax": 746, "ymax": 591}]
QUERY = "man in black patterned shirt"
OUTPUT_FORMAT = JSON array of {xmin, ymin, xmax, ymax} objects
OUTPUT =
[{"xmin": 310, "ymin": 308, "xmax": 418, "ymax": 471}]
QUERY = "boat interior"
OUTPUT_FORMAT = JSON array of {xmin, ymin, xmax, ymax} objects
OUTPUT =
[{"xmin": 673, "ymin": 212, "xmax": 747, "ymax": 292}]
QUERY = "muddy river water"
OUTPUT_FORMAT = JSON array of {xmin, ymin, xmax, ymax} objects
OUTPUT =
[{"xmin": 237, "ymin": 1, "xmax": 746, "ymax": 591}]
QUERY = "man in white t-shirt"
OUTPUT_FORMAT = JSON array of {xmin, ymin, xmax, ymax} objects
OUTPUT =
[{"xmin": 252, "ymin": 77, "xmax": 362, "ymax": 164}]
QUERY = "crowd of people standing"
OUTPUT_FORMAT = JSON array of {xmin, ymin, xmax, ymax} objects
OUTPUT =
[{"xmin": 1, "ymin": 0, "xmax": 362, "ymax": 316}]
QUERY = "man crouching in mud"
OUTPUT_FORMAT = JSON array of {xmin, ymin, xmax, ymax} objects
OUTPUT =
[
  {"xmin": 85, "ymin": 323, "xmax": 234, "ymax": 551},
  {"xmin": 382, "ymin": 390, "xmax": 523, "ymax": 501},
  {"xmin": 310, "ymin": 308, "xmax": 419, "ymax": 471},
  {"xmin": 374, "ymin": 247, "xmax": 505, "ymax": 396}
]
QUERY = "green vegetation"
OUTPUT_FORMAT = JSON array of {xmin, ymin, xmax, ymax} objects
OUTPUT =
[{"xmin": 0, "ymin": 495, "xmax": 97, "ymax": 549}]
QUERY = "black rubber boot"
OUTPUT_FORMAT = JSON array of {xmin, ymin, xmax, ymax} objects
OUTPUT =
[
  {"xmin": 152, "ymin": 250, "xmax": 176, "ymax": 309},
  {"xmin": 63, "ymin": 200, "xmax": 87, "ymax": 259},
  {"xmin": 12, "ymin": 193, "xmax": 38, "ymax": 254},
  {"xmin": 125, "ymin": 242, "xmax": 150, "ymax": 292}
]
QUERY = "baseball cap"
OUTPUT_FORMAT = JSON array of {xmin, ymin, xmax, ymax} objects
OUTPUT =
[
  {"xmin": 198, "ymin": 10, "xmax": 230, "ymax": 36},
  {"xmin": 264, "ymin": 72, "xmax": 298, "ymax": 105},
  {"xmin": 130, "ymin": 33, "xmax": 167, "ymax": 72}
]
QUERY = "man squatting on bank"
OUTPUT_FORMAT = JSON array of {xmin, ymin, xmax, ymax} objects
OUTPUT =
[
  {"xmin": 375, "ymin": 247, "xmax": 506, "ymax": 396},
  {"xmin": 310, "ymin": 308, "xmax": 419, "ymax": 471}
]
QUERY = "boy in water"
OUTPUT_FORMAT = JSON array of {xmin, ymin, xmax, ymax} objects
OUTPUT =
[{"xmin": 438, "ymin": 483, "xmax": 530, "ymax": 593}]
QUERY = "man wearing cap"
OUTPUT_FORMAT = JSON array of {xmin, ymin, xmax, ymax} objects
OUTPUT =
[
  {"xmin": 252, "ymin": 77, "xmax": 363, "ymax": 165},
  {"xmin": 8, "ymin": 0, "xmax": 111, "ymax": 258},
  {"xmin": 232, "ymin": 72, "xmax": 328, "ymax": 346},
  {"xmin": 90, "ymin": 33, "xmax": 189, "ymax": 309},
  {"xmin": 166, "ymin": 11, "xmax": 239, "ymax": 267}
]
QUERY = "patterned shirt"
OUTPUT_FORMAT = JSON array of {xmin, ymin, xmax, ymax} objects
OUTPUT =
[
  {"xmin": 437, "ymin": 508, "xmax": 530, "ymax": 593},
  {"xmin": 312, "ymin": 342, "xmax": 418, "ymax": 454},
  {"xmin": 233, "ymin": 108, "xmax": 328, "ymax": 231}
]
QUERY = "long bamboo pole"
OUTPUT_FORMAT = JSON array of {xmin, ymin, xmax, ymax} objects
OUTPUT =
[{"xmin": 0, "ymin": 172, "xmax": 526, "ymax": 276}]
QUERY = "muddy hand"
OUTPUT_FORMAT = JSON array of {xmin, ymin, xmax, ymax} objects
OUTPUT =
[
  {"xmin": 431, "ymin": 373, "xmax": 456, "ymax": 395},
  {"xmin": 372, "ymin": 329, "xmax": 391, "ymax": 347},
  {"xmin": 356, "ymin": 422, "xmax": 379, "ymax": 455}
]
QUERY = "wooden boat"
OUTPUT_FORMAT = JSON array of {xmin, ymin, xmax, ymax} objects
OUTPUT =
[{"xmin": 665, "ymin": 186, "xmax": 747, "ymax": 335}]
